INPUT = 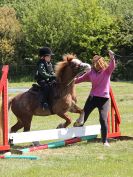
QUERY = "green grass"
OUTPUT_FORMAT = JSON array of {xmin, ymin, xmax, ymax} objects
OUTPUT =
[
  {"xmin": 0, "ymin": 81, "xmax": 133, "ymax": 177},
  {"xmin": 8, "ymin": 81, "xmax": 33, "ymax": 88}
]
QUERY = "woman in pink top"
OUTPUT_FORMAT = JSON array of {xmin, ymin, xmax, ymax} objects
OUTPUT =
[{"xmin": 74, "ymin": 50, "xmax": 116, "ymax": 146}]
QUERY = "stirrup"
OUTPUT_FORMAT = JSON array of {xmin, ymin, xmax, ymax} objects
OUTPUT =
[{"xmin": 42, "ymin": 103, "xmax": 49, "ymax": 109}]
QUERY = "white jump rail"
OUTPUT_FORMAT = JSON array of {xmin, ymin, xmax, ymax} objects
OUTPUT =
[{"xmin": 9, "ymin": 125, "xmax": 101, "ymax": 144}]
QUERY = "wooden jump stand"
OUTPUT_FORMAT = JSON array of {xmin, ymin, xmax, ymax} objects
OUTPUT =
[
  {"xmin": 0, "ymin": 65, "xmax": 121, "ymax": 152},
  {"xmin": 0, "ymin": 65, "xmax": 10, "ymax": 151},
  {"xmin": 107, "ymin": 87, "xmax": 121, "ymax": 138}
]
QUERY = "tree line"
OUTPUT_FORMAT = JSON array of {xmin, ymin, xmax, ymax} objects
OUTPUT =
[{"xmin": 0, "ymin": 0, "xmax": 133, "ymax": 80}]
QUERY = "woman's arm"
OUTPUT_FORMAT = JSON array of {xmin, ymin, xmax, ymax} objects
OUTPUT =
[
  {"xmin": 106, "ymin": 50, "xmax": 116, "ymax": 74},
  {"xmin": 75, "ymin": 71, "xmax": 90, "ymax": 84}
]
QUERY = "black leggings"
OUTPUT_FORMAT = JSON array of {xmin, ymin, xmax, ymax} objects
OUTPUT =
[
  {"xmin": 37, "ymin": 80, "xmax": 50, "ymax": 103},
  {"xmin": 83, "ymin": 96, "xmax": 109, "ymax": 143}
]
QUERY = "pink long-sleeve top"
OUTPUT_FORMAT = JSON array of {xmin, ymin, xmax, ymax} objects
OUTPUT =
[{"xmin": 75, "ymin": 58, "xmax": 116, "ymax": 98}]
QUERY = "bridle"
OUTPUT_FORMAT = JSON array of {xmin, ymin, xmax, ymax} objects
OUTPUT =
[
  {"xmin": 66, "ymin": 70, "xmax": 85, "ymax": 87},
  {"xmin": 56, "ymin": 62, "xmax": 86, "ymax": 87}
]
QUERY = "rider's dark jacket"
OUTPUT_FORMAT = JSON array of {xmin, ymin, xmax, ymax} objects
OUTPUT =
[{"xmin": 35, "ymin": 59, "xmax": 56, "ymax": 83}]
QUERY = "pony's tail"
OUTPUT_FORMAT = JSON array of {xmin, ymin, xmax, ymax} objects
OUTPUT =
[
  {"xmin": 8, "ymin": 98, "xmax": 13, "ymax": 111},
  {"xmin": 0, "ymin": 98, "xmax": 12, "ymax": 125}
]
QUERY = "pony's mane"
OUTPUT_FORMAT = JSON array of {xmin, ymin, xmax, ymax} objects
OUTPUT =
[{"xmin": 55, "ymin": 54, "xmax": 76, "ymax": 78}]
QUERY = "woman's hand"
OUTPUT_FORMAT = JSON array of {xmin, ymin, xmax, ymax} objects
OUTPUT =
[{"xmin": 109, "ymin": 50, "xmax": 115, "ymax": 60}]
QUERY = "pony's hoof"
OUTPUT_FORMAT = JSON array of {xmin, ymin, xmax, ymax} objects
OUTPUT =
[
  {"xmin": 56, "ymin": 123, "xmax": 65, "ymax": 129},
  {"xmin": 73, "ymin": 121, "xmax": 84, "ymax": 127},
  {"xmin": 32, "ymin": 141, "xmax": 40, "ymax": 146}
]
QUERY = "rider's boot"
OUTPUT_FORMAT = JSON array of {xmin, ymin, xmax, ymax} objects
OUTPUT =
[{"xmin": 42, "ymin": 102, "xmax": 49, "ymax": 109}]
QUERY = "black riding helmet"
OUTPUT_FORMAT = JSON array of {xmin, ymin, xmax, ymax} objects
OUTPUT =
[{"xmin": 39, "ymin": 47, "xmax": 54, "ymax": 57}]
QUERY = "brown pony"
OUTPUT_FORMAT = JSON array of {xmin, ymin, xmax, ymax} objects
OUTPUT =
[{"xmin": 9, "ymin": 54, "xmax": 90, "ymax": 133}]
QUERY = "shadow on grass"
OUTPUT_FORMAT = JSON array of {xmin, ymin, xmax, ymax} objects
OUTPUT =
[
  {"xmin": 115, "ymin": 136, "xmax": 133, "ymax": 141},
  {"xmin": 89, "ymin": 136, "xmax": 133, "ymax": 143},
  {"xmin": 11, "ymin": 136, "xmax": 133, "ymax": 149},
  {"xmin": 9, "ymin": 136, "xmax": 133, "ymax": 154}
]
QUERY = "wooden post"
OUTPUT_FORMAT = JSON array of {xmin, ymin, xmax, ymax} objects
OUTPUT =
[
  {"xmin": 107, "ymin": 87, "xmax": 121, "ymax": 138},
  {"xmin": 0, "ymin": 65, "xmax": 10, "ymax": 151}
]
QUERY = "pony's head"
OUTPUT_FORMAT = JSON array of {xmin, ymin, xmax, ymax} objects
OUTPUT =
[{"xmin": 55, "ymin": 54, "xmax": 90, "ymax": 84}]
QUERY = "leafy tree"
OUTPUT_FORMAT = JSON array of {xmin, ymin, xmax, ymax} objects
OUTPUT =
[
  {"xmin": 100, "ymin": 0, "xmax": 133, "ymax": 80},
  {"xmin": 1, "ymin": 0, "xmax": 133, "ymax": 80},
  {"xmin": 0, "ymin": 6, "xmax": 22, "ymax": 64},
  {"xmin": 100, "ymin": 0, "xmax": 133, "ymax": 52},
  {"xmin": 5, "ymin": 0, "xmax": 116, "ymax": 62},
  {"xmin": 68, "ymin": 0, "xmax": 116, "ymax": 60}
]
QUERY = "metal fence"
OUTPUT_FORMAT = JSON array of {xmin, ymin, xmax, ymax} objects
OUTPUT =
[
  {"xmin": 0, "ymin": 60, "xmax": 133, "ymax": 82},
  {"xmin": 0, "ymin": 65, "xmax": 36, "ymax": 82}
]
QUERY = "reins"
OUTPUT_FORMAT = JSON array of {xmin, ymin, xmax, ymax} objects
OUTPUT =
[
  {"xmin": 66, "ymin": 71, "xmax": 85, "ymax": 87},
  {"xmin": 56, "ymin": 71, "xmax": 85, "ymax": 87},
  {"xmin": 54, "ymin": 71, "xmax": 85, "ymax": 99}
]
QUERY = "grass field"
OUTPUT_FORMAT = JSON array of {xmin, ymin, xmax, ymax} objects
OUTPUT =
[{"xmin": 0, "ymin": 81, "xmax": 133, "ymax": 177}]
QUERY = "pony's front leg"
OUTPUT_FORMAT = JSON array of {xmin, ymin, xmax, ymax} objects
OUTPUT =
[
  {"xmin": 69, "ymin": 102, "xmax": 85, "ymax": 127},
  {"xmin": 73, "ymin": 111, "xmax": 85, "ymax": 127},
  {"xmin": 57, "ymin": 113, "xmax": 72, "ymax": 128}
]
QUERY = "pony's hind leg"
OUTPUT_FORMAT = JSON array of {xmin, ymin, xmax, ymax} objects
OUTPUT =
[
  {"xmin": 10, "ymin": 120, "xmax": 24, "ymax": 133},
  {"xmin": 23, "ymin": 116, "xmax": 32, "ymax": 132},
  {"xmin": 11, "ymin": 115, "xmax": 32, "ymax": 132}
]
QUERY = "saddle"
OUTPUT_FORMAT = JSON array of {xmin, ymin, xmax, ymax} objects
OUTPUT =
[
  {"xmin": 31, "ymin": 83, "xmax": 42, "ymax": 92},
  {"xmin": 31, "ymin": 81, "xmax": 56, "ymax": 92},
  {"xmin": 29, "ymin": 82, "xmax": 57, "ymax": 103}
]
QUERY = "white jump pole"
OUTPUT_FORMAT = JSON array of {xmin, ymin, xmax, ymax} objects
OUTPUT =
[{"xmin": 9, "ymin": 125, "xmax": 101, "ymax": 144}]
